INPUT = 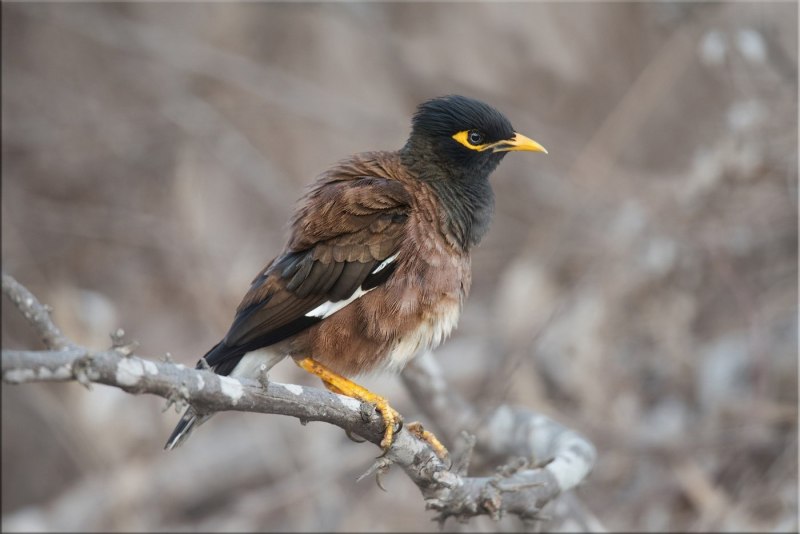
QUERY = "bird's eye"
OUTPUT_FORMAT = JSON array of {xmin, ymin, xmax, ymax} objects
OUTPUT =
[{"xmin": 467, "ymin": 130, "xmax": 485, "ymax": 145}]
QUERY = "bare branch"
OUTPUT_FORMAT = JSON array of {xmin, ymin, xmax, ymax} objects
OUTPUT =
[
  {"xmin": 2, "ymin": 273, "xmax": 76, "ymax": 350},
  {"xmin": 2, "ymin": 273, "xmax": 597, "ymax": 526},
  {"xmin": 403, "ymin": 352, "xmax": 600, "ymax": 527}
]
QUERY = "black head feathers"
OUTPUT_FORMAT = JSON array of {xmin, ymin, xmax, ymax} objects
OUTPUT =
[{"xmin": 410, "ymin": 95, "xmax": 515, "ymax": 144}]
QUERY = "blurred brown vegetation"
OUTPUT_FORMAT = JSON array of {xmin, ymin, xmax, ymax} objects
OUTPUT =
[{"xmin": 1, "ymin": 2, "xmax": 797, "ymax": 532}]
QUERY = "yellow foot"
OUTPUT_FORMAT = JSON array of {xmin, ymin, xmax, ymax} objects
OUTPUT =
[
  {"xmin": 406, "ymin": 421, "xmax": 449, "ymax": 462},
  {"xmin": 296, "ymin": 357, "xmax": 402, "ymax": 450}
]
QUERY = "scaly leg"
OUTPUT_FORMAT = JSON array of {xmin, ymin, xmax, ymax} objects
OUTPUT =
[
  {"xmin": 405, "ymin": 421, "xmax": 450, "ymax": 462},
  {"xmin": 295, "ymin": 357, "xmax": 402, "ymax": 450}
]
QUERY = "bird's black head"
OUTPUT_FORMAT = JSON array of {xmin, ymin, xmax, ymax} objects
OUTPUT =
[
  {"xmin": 402, "ymin": 95, "xmax": 546, "ymax": 180},
  {"xmin": 401, "ymin": 95, "xmax": 547, "ymax": 250}
]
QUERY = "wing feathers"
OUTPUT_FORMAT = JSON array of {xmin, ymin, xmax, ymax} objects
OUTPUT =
[
  {"xmin": 208, "ymin": 173, "xmax": 410, "ymax": 373},
  {"xmin": 286, "ymin": 254, "xmax": 314, "ymax": 292}
]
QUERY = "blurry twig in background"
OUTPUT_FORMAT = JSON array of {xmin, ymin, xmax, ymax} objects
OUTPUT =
[
  {"xmin": 2, "ymin": 272, "xmax": 598, "ymax": 528},
  {"xmin": 570, "ymin": 4, "xmax": 720, "ymax": 186}
]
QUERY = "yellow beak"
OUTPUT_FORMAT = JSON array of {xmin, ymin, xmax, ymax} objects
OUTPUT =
[{"xmin": 492, "ymin": 132, "xmax": 548, "ymax": 154}]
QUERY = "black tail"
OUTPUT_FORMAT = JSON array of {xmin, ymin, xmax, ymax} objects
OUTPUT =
[
  {"xmin": 164, "ymin": 344, "xmax": 224, "ymax": 450},
  {"xmin": 164, "ymin": 344, "xmax": 286, "ymax": 450},
  {"xmin": 164, "ymin": 408, "xmax": 211, "ymax": 450}
]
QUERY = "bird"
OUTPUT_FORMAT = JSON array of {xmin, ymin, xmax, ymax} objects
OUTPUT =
[{"xmin": 165, "ymin": 94, "xmax": 547, "ymax": 453}]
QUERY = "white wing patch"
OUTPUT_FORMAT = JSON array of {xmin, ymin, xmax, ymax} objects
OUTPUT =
[
  {"xmin": 306, "ymin": 286, "xmax": 372, "ymax": 319},
  {"xmin": 305, "ymin": 254, "xmax": 398, "ymax": 319},
  {"xmin": 372, "ymin": 254, "xmax": 398, "ymax": 274}
]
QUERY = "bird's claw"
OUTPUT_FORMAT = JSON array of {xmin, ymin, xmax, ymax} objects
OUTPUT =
[{"xmin": 344, "ymin": 428, "xmax": 366, "ymax": 443}]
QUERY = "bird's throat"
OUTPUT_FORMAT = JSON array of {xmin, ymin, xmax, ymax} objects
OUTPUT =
[
  {"xmin": 430, "ymin": 174, "xmax": 495, "ymax": 250},
  {"xmin": 401, "ymin": 141, "xmax": 498, "ymax": 251}
]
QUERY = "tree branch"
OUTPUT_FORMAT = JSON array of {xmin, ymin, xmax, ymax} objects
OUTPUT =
[
  {"xmin": 1, "ymin": 272, "xmax": 597, "ymax": 527},
  {"xmin": 2, "ymin": 273, "xmax": 77, "ymax": 351},
  {"xmin": 402, "ymin": 351, "xmax": 600, "ymax": 526}
]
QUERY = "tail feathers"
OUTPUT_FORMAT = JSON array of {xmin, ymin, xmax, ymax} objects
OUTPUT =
[
  {"xmin": 164, "ymin": 349, "xmax": 286, "ymax": 450},
  {"xmin": 164, "ymin": 409, "xmax": 212, "ymax": 450}
]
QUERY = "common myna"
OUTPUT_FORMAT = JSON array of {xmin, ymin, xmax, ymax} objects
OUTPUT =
[{"xmin": 165, "ymin": 95, "xmax": 546, "ymax": 453}]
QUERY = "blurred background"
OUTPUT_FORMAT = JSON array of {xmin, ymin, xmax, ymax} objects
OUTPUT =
[{"xmin": 1, "ymin": 2, "xmax": 797, "ymax": 532}]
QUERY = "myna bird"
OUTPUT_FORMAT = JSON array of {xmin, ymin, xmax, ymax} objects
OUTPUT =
[{"xmin": 165, "ymin": 95, "xmax": 547, "ymax": 453}]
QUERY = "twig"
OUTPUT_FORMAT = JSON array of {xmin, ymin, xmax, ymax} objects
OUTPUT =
[
  {"xmin": 2, "ymin": 272, "xmax": 596, "ymax": 525},
  {"xmin": 2, "ymin": 273, "xmax": 76, "ymax": 351},
  {"xmin": 403, "ymin": 351, "xmax": 600, "ymax": 527}
]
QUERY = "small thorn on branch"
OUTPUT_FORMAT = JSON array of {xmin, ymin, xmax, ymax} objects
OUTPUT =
[
  {"xmin": 480, "ymin": 484, "xmax": 503, "ymax": 521},
  {"xmin": 163, "ymin": 383, "xmax": 189, "ymax": 413},
  {"xmin": 71, "ymin": 353, "xmax": 95, "ymax": 390},
  {"xmin": 495, "ymin": 456, "xmax": 530, "ymax": 478},
  {"xmin": 425, "ymin": 497, "xmax": 446, "ymax": 511},
  {"xmin": 356, "ymin": 456, "xmax": 393, "ymax": 491},
  {"xmin": 109, "ymin": 328, "xmax": 138, "ymax": 357},
  {"xmin": 110, "ymin": 328, "xmax": 126, "ymax": 347},
  {"xmin": 532, "ymin": 456, "xmax": 556, "ymax": 469}
]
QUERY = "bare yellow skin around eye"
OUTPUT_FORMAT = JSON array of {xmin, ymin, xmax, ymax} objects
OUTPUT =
[
  {"xmin": 451, "ymin": 130, "xmax": 491, "ymax": 151},
  {"xmin": 451, "ymin": 130, "xmax": 548, "ymax": 154}
]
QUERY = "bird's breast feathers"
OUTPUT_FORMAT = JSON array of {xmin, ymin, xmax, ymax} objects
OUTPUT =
[
  {"xmin": 301, "ymin": 243, "xmax": 470, "ymax": 376},
  {"xmin": 382, "ymin": 297, "xmax": 462, "ymax": 371}
]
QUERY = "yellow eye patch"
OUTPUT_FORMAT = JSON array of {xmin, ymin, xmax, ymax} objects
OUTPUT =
[
  {"xmin": 452, "ymin": 130, "xmax": 548, "ymax": 154},
  {"xmin": 452, "ymin": 130, "xmax": 494, "ymax": 151}
]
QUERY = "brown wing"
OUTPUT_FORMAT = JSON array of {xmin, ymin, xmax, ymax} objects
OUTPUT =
[{"xmin": 203, "ymin": 174, "xmax": 410, "ymax": 374}]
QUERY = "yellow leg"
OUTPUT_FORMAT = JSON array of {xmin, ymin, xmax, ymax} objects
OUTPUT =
[
  {"xmin": 295, "ymin": 357, "xmax": 402, "ymax": 450},
  {"xmin": 406, "ymin": 421, "xmax": 449, "ymax": 462}
]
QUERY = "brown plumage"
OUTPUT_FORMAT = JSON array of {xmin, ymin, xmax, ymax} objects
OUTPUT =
[
  {"xmin": 165, "ymin": 95, "xmax": 547, "ymax": 451},
  {"xmin": 282, "ymin": 152, "xmax": 469, "ymax": 377}
]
